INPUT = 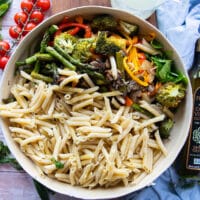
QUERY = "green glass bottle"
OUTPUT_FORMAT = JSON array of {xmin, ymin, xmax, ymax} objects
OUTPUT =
[{"xmin": 176, "ymin": 38, "xmax": 200, "ymax": 177}]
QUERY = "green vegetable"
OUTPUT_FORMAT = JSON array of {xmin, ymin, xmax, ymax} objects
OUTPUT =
[
  {"xmin": 156, "ymin": 82, "xmax": 186, "ymax": 108},
  {"xmin": 71, "ymin": 38, "xmax": 94, "ymax": 62},
  {"xmin": 151, "ymin": 56, "xmax": 187, "ymax": 83},
  {"xmin": 132, "ymin": 103, "xmax": 154, "ymax": 118},
  {"xmin": 0, "ymin": 140, "xmax": 22, "ymax": 170},
  {"xmin": 54, "ymin": 42, "xmax": 106, "ymax": 85},
  {"xmin": 30, "ymin": 61, "xmax": 53, "ymax": 83},
  {"xmin": 159, "ymin": 118, "xmax": 174, "ymax": 139},
  {"xmin": 40, "ymin": 62, "xmax": 58, "ymax": 81},
  {"xmin": 0, "ymin": 0, "xmax": 12, "ymax": 17},
  {"xmin": 90, "ymin": 14, "xmax": 117, "ymax": 31},
  {"xmin": 150, "ymin": 39, "xmax": 163, "ymax": 49},
  {"xmin": 95, "ymin": 31, "xmax": 121, "ymax": 56},
  {"xmin": 118, "ymin": 20, "xmax": 139, "ymax": 37},
  {"xmin": 15, "ymin": 53, "xmax": 54, "ymax": 67},
  {"xmin": 54, "ymin": 42, "xmax": 84, "ymax": 67},
  {"xmin": 2, "ymin": 96, "xmax": 15, "ymax": 104},
  {"xmin": 79, "ymin": 68, "xmax": 106, "ymax": 85},
  {"xmin": 45, "ymin": 46, "xmax": 76, "ymax": 70},
  {"xmin": 51, "ymin": 158, "xmax": 64, "ymax": 169},
  {"xmin": 33, "ymin": 180, "xmax": 50, "ymax": 200},
  {"xmin": 116, "ymin": 51, "xmax": 125, "ymax": 77},
  {"xmin": 54, "ymin": 32, "xmax": 77, "ymax": 54},
  {"xmin": 40, "ymin": 24, "xmax": 59, "ymax": 53}
]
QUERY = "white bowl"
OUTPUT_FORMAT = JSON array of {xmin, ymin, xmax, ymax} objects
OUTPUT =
[{"xmin": 0, "ymin": 6, "xmax": 193, "ymax": 200}]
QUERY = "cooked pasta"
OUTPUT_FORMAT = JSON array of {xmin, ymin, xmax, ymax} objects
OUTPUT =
[{"xmin": 0, "ymin": 70, "xmax": 169, "ymax": 188}]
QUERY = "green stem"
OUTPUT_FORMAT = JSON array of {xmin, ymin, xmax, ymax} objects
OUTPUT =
[{"xmin": 45, "ymin": 46, "xmax": 76, "ymax": 70}]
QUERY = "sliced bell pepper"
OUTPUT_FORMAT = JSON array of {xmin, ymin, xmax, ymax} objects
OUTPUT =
[
  {"xmin": 67, "ymin": 15, "xmax": 84, "ymax": 35},
  {"xmin": 123, "ymin": 57, "xmax": 148, "ymax": 87},
  {"xmin": 58, "ymin": 22, "xmax": 92, "ymax": 38},
  {"xmin": 125, "ymin": 96, "xmax": 133, "ymax": 106}
]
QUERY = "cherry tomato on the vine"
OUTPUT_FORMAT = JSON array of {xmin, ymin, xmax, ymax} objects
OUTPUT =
[
  {"xmin": 23, "ymin": 22, "xmax": 36, "ymax": 35},
  {"xmin": 0, "ymin": 41, "xmax": 10, "ymax": 56},
  {"xmin": 9, "ymin": 25, "xmax": 22, "ymax": 39},
  {"xmin": 14, "ymin": 11, "xmax": 28, "ymax": 27},
  {"xmin": 0, "ymin": 56, "xmax": 9, "ymax": 69},
  {"xmin": 36, "ymin": 0, "xmax": 51, "ymax": 11},
  {"xmin": 30, "ymin": 10, "xmax": 44, "ymax": 24},
  {"xmin": 21, "ymin": 0, "xmax": 34, "ymax": 13}
]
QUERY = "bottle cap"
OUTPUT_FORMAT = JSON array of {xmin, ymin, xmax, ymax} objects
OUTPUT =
[{"xmin": 196, "ymin": 38, "xmax": 200, "ymax": 52}]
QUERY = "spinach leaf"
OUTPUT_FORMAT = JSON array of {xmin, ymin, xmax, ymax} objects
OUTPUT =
[
  {"xmin": 0, "ymin": 140, "xmax": 22, "ymax": 170},
  {"xmin": 150, "ymin": 39, "xmax": 163, "ymax": 49},
  {"xmin": 0, "ymin": 0, "xmax": 12, "ymax": 17},
  {"xmin": 151, "ymin": 56, "xmax": 187, "ymax": 84}
]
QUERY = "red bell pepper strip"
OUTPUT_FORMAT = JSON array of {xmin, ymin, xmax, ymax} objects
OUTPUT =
[
  {"xmin": 58, "ymin": 23, "xmax": 92, "ymax": 38},
  {"xmin": 68, "ymin": 27, "xmax": 80, "ymax": 35}
]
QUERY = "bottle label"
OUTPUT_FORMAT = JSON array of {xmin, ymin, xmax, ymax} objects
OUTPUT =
[{"xmin": 186, "ymin": 87, "xmax": 200, "ymax": 170}]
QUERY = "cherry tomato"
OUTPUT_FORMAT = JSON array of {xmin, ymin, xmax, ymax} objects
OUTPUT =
[
  {"xmin": 0, "ymin": 56, "xmax": 9, "ymax": 69},
  {"xmin": 9, "ymin": 25, "xmax": 22, "ymax": 39},
  {"xmin": 23, "ymin": 22, "xmax": 36, "ymax": 35},
  {"xmin": 0, "ymin": 41, "xmax": 10, "ymax": 56},
  {"xmin": 14, "ymin": 11, "xmax": 28, "ymax": 27},
  {"xmin": 36, "ymin": 0, "xmax": 50, "ymax": 11},
  {"xmin": 21, "ymin": 0, "xmax": 33, "ymax": 13},
  {"xmin": 30, "ymin": 10, "xmax": 44, "ymax": 24}
]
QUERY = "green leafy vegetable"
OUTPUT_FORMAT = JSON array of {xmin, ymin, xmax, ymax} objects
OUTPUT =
[
  {"xmin": 151, "ymin": 56, "xmax": 187, "ymax": 83},
  {"xmin": 150, "ymin": 39, "xmax": 163, "ymax": 49},
  {"xmin": 0, "ymin": 0, "xmax": 12, "ymax": 17},
  {"xmin": 0, "ymin": 140, "xmax": 22, "ymax": 170}
]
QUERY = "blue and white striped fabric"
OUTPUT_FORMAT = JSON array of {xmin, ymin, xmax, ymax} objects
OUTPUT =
[{"xmin": 157, "ymin": 0, "xmax": 200, "ymax": 70}]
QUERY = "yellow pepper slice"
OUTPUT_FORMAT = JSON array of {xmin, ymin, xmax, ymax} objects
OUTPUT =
[
  {"xmin": 123, "ymin": 57, "xmax": 148, "ymax": 87},
  {"xmin": 128, "ymin": 46, "xmax": 140, "ymax": 71}
]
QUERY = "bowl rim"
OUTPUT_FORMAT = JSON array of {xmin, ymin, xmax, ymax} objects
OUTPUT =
[{"xmin": 0, "ymin": 5, "xmax": 193, "ymax": 200}]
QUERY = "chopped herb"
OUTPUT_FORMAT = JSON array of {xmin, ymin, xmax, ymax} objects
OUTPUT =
[{"xmin": 51, "ymin": 158, "xmax": 64, "ymax": 169}]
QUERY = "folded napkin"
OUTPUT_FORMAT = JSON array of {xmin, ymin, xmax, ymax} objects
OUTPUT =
[
  {"xmin": 125, "ymin": 1, "xmax": 200, "ymax": 199},
  {"xmin": 156, "ymin": 0, "xmax": 200, "ymax": 70}
]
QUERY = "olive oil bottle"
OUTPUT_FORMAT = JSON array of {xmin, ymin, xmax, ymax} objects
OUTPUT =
[{"xmin": 176, "ymin": 38, "xmax": 200, "ymax": 177}]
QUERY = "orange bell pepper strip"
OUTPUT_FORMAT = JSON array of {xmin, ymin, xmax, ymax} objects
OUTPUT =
[
  {"xmin": 123, "ymin": 57, "xmax": 148, "ymax": 87},
  {"xmin": 125, "ymin": 96, "xmax": 133, "ymax": 106}
]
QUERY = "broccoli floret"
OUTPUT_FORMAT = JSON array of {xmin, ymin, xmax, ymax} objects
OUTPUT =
[
  {"xmin": 54, "ymin": 32, "xmax": 78, "ymax": 54},
  {"xmin": 91, "ymin": 14, "xmax": 118, "ymax": 32},
  {"xmin": 156, "ymin": 82, "xmax": 186, "ymax": 108},
  {"xmin": 71, "ymin": 38, "xmax": 95, "ymax": 63},
  {"xmin": 118, "ymin": 20, "xmax": 139, "ymax": 37},
  {"xmin": 95, "ymin": 32, "xmax": 122, "ymax": 56},
  {"xmin": 159, "ymin": 118, "xmax": 174, "ymax": 139}
]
